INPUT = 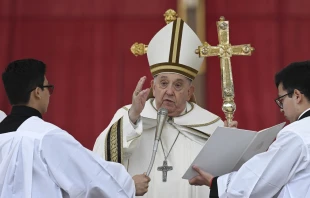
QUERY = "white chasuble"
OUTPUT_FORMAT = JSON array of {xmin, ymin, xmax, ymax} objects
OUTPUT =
[{"xmin": 94, "ymin": 99, "xmax": 223, "ymax": 198}]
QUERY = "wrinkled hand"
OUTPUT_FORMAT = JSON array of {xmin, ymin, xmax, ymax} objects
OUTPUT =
[
  {"xmin": 224, "ymin": 120, "xmax": 238, "ymax": 128},
  {"xmin": 129, "ymin": 76, "xmax": 150, "ymax": 123},
  {"xmin": 133, "ymin": 173, "xmax": 151, "ymax": 196},
  {"xmin": 189, "ymin": 166, "xmax": 213, "ymax": 187}
]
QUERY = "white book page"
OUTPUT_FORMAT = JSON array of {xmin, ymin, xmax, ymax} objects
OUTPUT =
[
  {"xmin": 182, "ymin": 127, "xmax": 256, "ymax": 179},
  {"xmin": 182, "ymin": 123, "xmax": 286, "ymax": 180}
]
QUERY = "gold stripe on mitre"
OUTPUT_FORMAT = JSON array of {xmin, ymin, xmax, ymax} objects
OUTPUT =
[
  {"xmin": 150, "ymin": 63, "xmax": 198, "ymax": 80},
  {"xmin": 169, "ymin": 18, "xmax": 184, "ymax": 64}
]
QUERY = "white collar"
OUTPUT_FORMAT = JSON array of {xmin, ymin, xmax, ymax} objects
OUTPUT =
[{"xmin": 298, "ymin": 108, "xmax": 310, "ymax": 120}]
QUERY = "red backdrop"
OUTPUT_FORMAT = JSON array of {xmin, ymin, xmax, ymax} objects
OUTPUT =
[
  {"xmin": 1, "ymin": 0, "xmax": 309, "ymax": 149},
  {"xmin": 205, "ymin": 0, "xmax": 310, "ymax": 131},
  {"xmin": 0, "ymin": 0, "xmax": 176, "ymax": 149}
]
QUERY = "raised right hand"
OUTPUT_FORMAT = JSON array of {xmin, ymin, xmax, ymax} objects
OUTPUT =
[
  {"xmin": 132, "ymin": 173, "xmax": 151, "ymax": 196},
  {"xmin": 129, "ymin": 76, "xmax": 150, "ymax": 123}
]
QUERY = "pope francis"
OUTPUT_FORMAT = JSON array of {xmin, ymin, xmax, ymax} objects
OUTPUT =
[{"xmin": 93, "ymin": 9, "xmax": 235, "ymax": 198}]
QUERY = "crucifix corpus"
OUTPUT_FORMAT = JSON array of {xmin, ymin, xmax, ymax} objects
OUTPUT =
[
  {"xmin": 195, "ymin": 16, "xmax": 254, "ymax": 124},
  {"xmin": 157, "ymin": 160, "xmax": 173, "ymax": 182}
]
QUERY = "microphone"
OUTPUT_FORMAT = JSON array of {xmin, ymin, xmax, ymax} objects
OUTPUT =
[
  {"xmin": 154, "ymin": 108, "xmax": 168, "ymax": 141},
  {"xmin": 146, "ymin": 108, "xmax": 168, "ymax": 176}
]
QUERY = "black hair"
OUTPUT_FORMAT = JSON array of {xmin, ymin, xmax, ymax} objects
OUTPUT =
[
  {"xmin": 275, "ymin": 60, "xmax": 310, "ymax": 100},
  {"xmin": 2, "ymin": 59, "xmax": 46, "ymax": 105}
]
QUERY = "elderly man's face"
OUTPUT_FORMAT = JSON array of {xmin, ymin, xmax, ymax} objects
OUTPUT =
[{"xmin": 152, "ymin": 73, "xmax": 194, "ymax": 117}]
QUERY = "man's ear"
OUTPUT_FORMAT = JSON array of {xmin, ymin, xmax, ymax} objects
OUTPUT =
[
  {"xmin": 33, "ymin": 87, "xmax": 42, "ymax": 99},
  {"xmin": 187, "ymin": 85, "xmax": 195, "ymax": 101},
  {"xmin": 294, "ymin": 89, "xmax": 303, "ymax": 104}
]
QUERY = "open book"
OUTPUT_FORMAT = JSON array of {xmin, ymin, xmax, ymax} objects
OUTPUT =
[{"xmin": 182, "ymin": 122, "xmax": 286, "ymax": 180}]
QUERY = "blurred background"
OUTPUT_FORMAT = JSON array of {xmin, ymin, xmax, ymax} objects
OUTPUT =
[{"xmin": 0, "ymin": 0, "xmax": 309, "ymax": 149}]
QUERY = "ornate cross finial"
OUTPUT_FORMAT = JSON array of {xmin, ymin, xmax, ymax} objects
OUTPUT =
[
  {"xmin": 130, "ymin": 42, "xmax": 148, "ymax": 56},
  {"xmin": 164, "ymin": 9, "xmax": 178, "ymax": 24},
  {"xmin": 195, "ymin": 17, "xmax": 254, "ymax": 124}
]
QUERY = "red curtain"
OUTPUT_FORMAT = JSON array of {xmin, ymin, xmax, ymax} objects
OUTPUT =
[
  {"xmin": 2, "ymin": 0, "xmax": 309, "ymax": 148},
  {"xmin": 205, "ymin": 0, "xmax": 310, "ymax": 131},
  {"xmin": 0, "ymin": 0, "xmax": 176, "ymax": 149}
]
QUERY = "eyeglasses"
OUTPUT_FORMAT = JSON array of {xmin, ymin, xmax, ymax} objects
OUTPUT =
[
  {"xmin": 42, "ymin": 85, "xmax": 54, "ymax": 95},
  {"xmin": 28, "ymin": 84, "xmax": 54, "ymax": 95},
  {"xmin": 274, "ymin": 91, "xmax": 293, "ymax": 109}
]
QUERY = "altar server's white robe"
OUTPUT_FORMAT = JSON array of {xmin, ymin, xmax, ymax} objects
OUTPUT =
[
  {"xmin": 0, "ymin": 116, "xmax": 135, "ymax": 198},
  {"xmin": 94, "ymin": 98, "xmax": 223, "ymax": 198},
  {"xmin": 216, "ymin": 116, "xmax": 310, "ymax": 198}
]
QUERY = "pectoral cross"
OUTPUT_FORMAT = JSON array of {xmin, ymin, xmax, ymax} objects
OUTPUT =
[
  {"xmin": 157, "ymin": 160, "xmax": 173, "ymax": 182},
  {"xmin": 195, "ymin": 16, "xmax": 254, "ymax": 124}
]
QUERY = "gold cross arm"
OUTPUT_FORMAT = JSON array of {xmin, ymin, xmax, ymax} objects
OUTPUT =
[{"xmin": 195, "ymin": 42, "xmax": 254, "ymax": 58}]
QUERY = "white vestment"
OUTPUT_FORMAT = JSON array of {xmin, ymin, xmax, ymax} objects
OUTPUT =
[
  {"xmin": 217, "ymin": 115, "xmax": 310, "ymax": 198},
  {"xmin": 0, "ymin": 116, "xmax": 135, "ymax": 198},
  {"xmin": 94, "ymin": 98, "xmax": 223, "ymax": 198},
  {"xmin": 0, "ymin": 111, "xmax": 6, "ymax": 122}
]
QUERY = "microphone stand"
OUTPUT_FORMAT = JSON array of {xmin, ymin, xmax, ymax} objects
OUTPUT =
[{"xmin": 146, "ymin": 108, "xmax": 168, "ymax": 176}]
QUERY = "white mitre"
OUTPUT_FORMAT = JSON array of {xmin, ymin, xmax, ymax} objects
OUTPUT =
[
  {"xmin": 131, "ymin": 9, "xmax": 203, "ymax": 80},
  {"xmin": 0, "ymin": 110, "xmax": 6, "ymax": 122}
]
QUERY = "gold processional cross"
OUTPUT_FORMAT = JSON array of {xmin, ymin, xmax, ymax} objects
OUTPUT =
[{"xmin": 195, "ymin": 16, "xmax": 254, "ymax": 124}]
